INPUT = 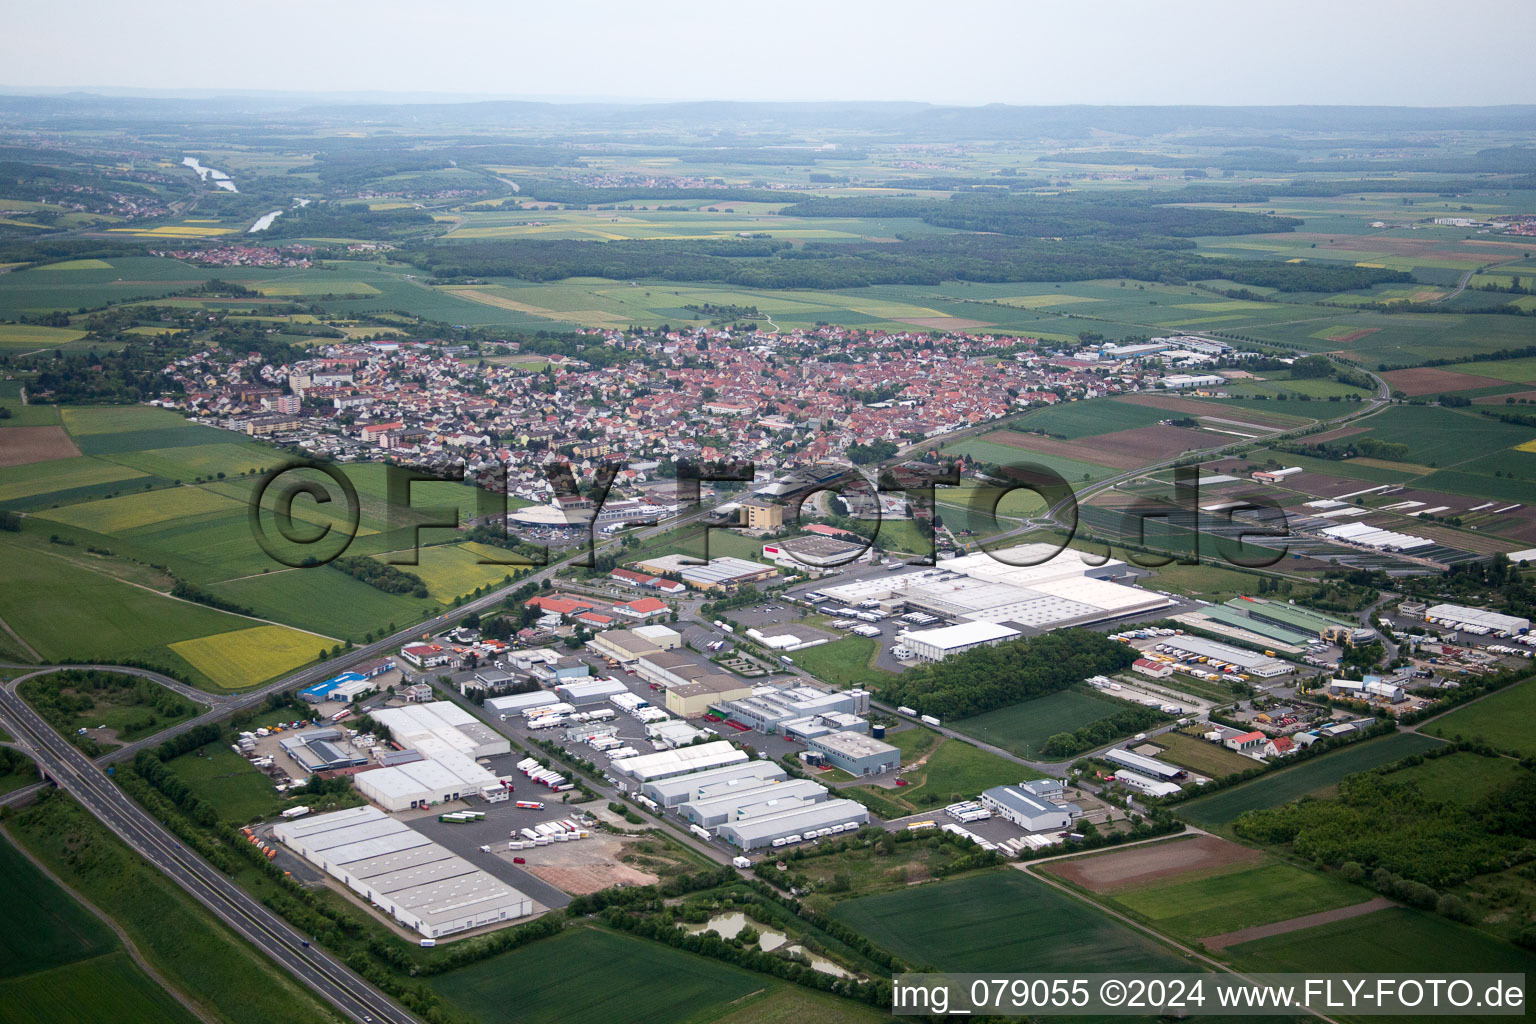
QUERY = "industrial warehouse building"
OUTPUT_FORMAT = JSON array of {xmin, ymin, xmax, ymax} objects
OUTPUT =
[
  {"xmin": 678, "ymin": 778, "xmax": 828, "ymax": 827},
  {"xmin": 1103, "ymin": 747, "xmax": 1184, "ymax": 781},
  {"xmin": 1152, "ymin": 635, "xmax": 1292, "ymax": 677},
  {"xmin": 1424, "ymin": 604, "xmax": 1530, "ymax": 635},
  {"xmin": 1227, "ymin": 597, "xmax": 1376, "ymax": 646},
  {"xmin": 360, "ymin": 702, "xmax": 510, "ymax": 811},
  {"xmin": 715, "ymin": 798, "xmax": 870, "ymax": 850},
  {"xmin": 718, "ymin": 686, "xmax": 871, "ymax": 734},
  {"xmin": 355, "ymin": 756, "xmax": 503, "ymax": 812},
  {"xmin": 666, "ymin": 674, "xmax": 756, "ymax": 718},
  {"xmin": 761, "ymin": 533, "xmax": 869, "ymax": 569},
  {"xmin": 814, "ymin": 543, "xmax": 1172, "ymax": 632},
  {"xmin": 1113, "ymin": 770, "xmax": 1182, "ymax": 798},
  {"xmin": 372, "ymin": 702, "xmax": 510, "ymax": 760},
  {"xmin": 1328, "ymin": 677, "xmax": 1406, "ymax": 702},
  {"xmin": 588, "ymin": 625, "xmax": 682, "ymax": 665},
  {"xmin": 272, "ymin": 806, "xmax": 531, "ymax": 938},
  {"xmin": 898, "ymin": 621, "xmax": 1021, "ymax": 661},
  {"xmin": 279, "ymin": 728, "xmax": 367, "ymax": 773},
  {"xmin": 610, "ymin": 740, "xmax": 748, "ymax": 782},
  {"xmin": 980, "ymin": 783, "xmax": 1076, "ymax": 832},
  {"xmin": 555, "ymin": 677, "xmax": 629, "ymax": 706},
  {"xmin": 634, "ymin": 554, "xmax": 779, "ymax": 592},
  {"xmin": 484, "ymin": 690, "xmax": 559, "ymax": 716},
  {"xmin": 642, "ymin": 760, "xmax": 787, "ymax": 807},
  {"xmin": 805, "ymin": 731, "xmax": 900, "ymax": 776},
  {"xmin": 299, "ymin": 670, "xmax": 380, "ymax": 704}
]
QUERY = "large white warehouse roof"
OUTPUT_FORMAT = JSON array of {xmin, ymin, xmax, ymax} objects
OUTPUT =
[
  {"xmin": 1424, "ymin": 603, "xmax": 1529, "ymax": 633},
  {"xmin": 272, "ymin": 806, "xmax": 531, "ymax": 938},
  {"xmin": 610, "ymin": 740, "xmax": 747, "ymax": 781}
]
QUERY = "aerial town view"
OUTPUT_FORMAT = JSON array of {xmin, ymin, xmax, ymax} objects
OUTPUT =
[{"xmin": 2, "ymin": 2, "xmax": 1536, "ymax": 1022}]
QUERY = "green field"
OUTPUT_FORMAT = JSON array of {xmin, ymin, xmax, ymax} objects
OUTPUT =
[
  {"xmin": 0, "ymin": 456, "xmax": 149, "ymax": 503},
  {"xmin": 832, "ymin": 870, "xmax": 1190, "ymax": 972},
  {"xmin": 0, "ymin": 952, "xmax": 204, "ymax": 1024},
  {"xmin": 1012, "ymin": 398, "xmax": 1179, "ymax": 439},
  {"xmin": 953, "ymin": 689, "xmax": 1127, "ymax": 759},
  {"xmin": 705, "ymin": 984, "xmax": 890, "ymax": 1024},
  {"xmin": 432, "ymin": 926, "xmax": 775, "ymax": 1024},
  {"xmin": 167, "ymin": 742, "xmax": 286, "ymax": 823},
  {"xmin": 791, "ymin": 635, "xmax": 898, "ymax": 688},
  {"xmin": 1146, "ymin": 562, "xmax": 1269, "ymax": 603},
  {"xmin": 0, "ymin": 832, "xmax": 118, "ymax": 979},
  {"xmin": 944, "ymin": 437, "xmax": 1118, "ymax": 482},
  {"xmin": 1423, "ymin": 680, "xmax": 1536, "ymax": 756},
  {"xmin": 0, "ymin": 830, "xmax": 201, "ymax": 1024},
  {"xmin": 1349, "ymin": 404, "xmax": 1534, "ymax": 469},
  {"xmin": 0, "ymin": 322, "xmax": 87, "ymax": 351},
  {"xmin": 911, "ymin": 736, "xmax": 1040, "ymax": 797},
  {"xmin": 1227, "ymin": 906, "xmax": 1536, "ymax": 975},
  {"xmin": 0, "ymin": 406, "xmax": 502, "ymax": 643},
  {"xmin": 1177, "ymin": 732, "xmax": 1446, "ymax": 827},
  {"xmin": 0, "ymin": 534, "xmax": 284, "ymax": 690},
  {"xmin": 1381, "ymin": 750, "xmax": 1529, "ymax": 805},
  {"xmin": 8, "ymin": 794, "xmax": 340, "ymax": 1024},
  {"xmin": 1099, "ymin": 859, "xmax": 1371, "ymax": 944},
  {"xmin": 1149, "ymin": 731, "xmax": 1260, "ymax": 778}
]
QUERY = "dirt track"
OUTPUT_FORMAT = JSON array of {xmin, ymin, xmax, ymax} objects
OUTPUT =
[{"xmin": 1199, "ymin": 897, "xmax": 1395, "ymax": 950}]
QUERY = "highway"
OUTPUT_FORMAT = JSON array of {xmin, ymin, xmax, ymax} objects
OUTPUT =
[{"xmin": 0, "ymin": 682, "xmax": 418, "ymax": 1024}]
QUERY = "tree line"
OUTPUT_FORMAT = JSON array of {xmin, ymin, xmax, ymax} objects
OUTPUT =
[{"xmin": 875, "ymin": 629, "xmax": 1138, "ymax": 720}]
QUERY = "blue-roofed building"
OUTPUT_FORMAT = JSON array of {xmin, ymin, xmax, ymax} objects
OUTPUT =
[
  {"xmin": 299, "ymin": 679, "xmax": 342, "ymax": 703},
  {"xmin": 299, "ymin": 671, "xmax": 370, "ymax": 704}
]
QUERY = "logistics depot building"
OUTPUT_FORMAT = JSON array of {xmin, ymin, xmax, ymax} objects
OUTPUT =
[
  {"xmin": 816, "ymin": 543, "xmax": 1172, "ymax": 646},
  {"xmin": 634, "ymin": 757, "xmax": 871, "ymax": 850},
  {"xmin": 359, "ymin": 702, "xmax": 512, "ymax": 812},
  {"xmin": 272, "ymin": 806, "xmax": 531, "ymax": 938},
  {"xmin": 645, "ymin": 761, "xmax": 870, "ymax": 850}
]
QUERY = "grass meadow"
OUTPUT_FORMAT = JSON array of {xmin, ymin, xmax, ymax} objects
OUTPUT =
[
  {"xmin": 952, "ymin": 689, "xmax": 1127, "ymax": 759},
  {"xmin": 432, "ymin": 926, "xmax": 774, "ymax": 1024},
  {"xmin": 831, "ymin": 870, "xmax": 1189, "ymax": 972},
  {"xmin": 1423, "ymin": 680, "xmax": 1536, "ymax": 757},
  {"xmin": 1096, "ymin": 859, "xmax": 1369, "ymax": 944},
  {"xmin": 1226, "ymin": 906, "xmax": 1536, "ymax": 976}
]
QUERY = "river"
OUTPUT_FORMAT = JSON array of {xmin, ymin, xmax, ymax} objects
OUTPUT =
[
  {"xmin": 249, "ymin": 198, "xmax": 314, "ymax": 233},
  {"xmin": 182, "ymin": 156, "xmax": 238, "ymax": 193}
]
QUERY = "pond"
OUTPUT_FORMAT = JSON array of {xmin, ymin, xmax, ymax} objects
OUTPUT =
[{"xmin": 685, "ymin": 912, "xmax": 853, "ymax": 977}]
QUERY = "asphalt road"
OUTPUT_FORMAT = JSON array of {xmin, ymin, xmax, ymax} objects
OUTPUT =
[{"xmin": 0, "ymin": 684, "xmax": 418, "ymax": 1024}]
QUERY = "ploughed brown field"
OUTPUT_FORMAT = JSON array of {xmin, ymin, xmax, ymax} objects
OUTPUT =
[
  {"xmin": 1380, "ymin": 366, "xmax": 1511, "ymax": 396},
  {"xmin": 983, "ymin": 424, "xmax": 1219, "ymax": 471},
  {"xmin": 1043, "ymin": 834, "xmax": 1262, "ymax": 892},
  {"xmin": 0, "ymin": 426, "xmax": 80, "ymax": 467}
]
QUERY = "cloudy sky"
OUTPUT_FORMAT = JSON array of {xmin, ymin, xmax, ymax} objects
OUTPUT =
[{"xmin": 4, "ymin": 0, "xmax": 1532, "ymax": 106}]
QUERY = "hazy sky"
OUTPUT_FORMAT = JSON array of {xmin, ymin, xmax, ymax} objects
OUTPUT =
[{"xmin": 5, "ymin": 0, "xmax": 1534, "ymax": 107}]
